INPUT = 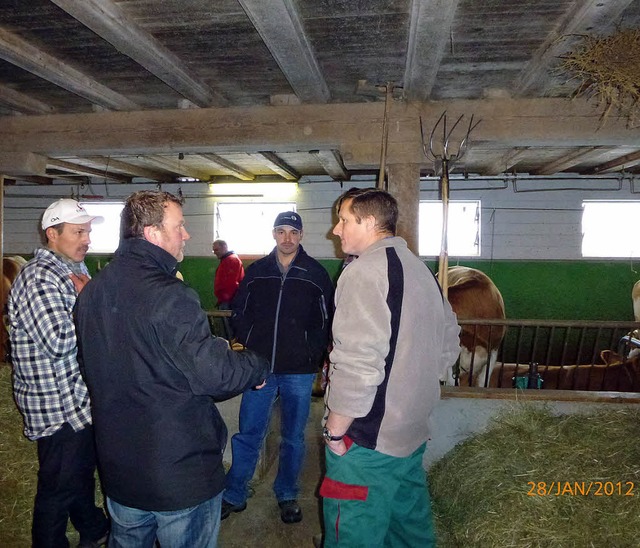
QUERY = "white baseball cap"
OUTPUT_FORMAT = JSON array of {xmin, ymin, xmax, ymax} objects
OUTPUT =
[{"xmin": 42, "ymin": 199, "xmax": 104, "ymax": 230}]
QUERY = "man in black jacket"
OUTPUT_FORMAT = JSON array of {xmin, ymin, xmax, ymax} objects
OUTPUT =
[
  {"xmin": 75, "ymin": 191, "xmax": 269, "ymax": 548},
  {"xmin": 222, "ymin": 211, "xmax": 333, "ymax": 524}
]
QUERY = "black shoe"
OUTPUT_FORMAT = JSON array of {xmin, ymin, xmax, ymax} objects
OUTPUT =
[
  {"xmin": 221, "ymin": 499, "xmax": 247, "ymax": 520},
  {"xmin": 278, "ymin": 499, "xmax": 302, "ymax": 524}
]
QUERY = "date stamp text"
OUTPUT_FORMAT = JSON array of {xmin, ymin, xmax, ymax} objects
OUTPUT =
[{"xmin": 527, "ymin": 481, "xmax": 635, "ymax": 497}]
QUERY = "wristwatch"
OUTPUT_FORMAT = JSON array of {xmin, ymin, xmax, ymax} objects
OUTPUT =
[{"xmin": 322, "ymin": 426, "xmax": 344, "ymax": 442}]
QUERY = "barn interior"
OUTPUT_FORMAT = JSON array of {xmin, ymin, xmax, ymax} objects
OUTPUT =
[
  {"xmin": 1, "ymin": 1, "xmax": 640, "ymax": 546},
  {"xmin": 1, "ymin": 1, "xmax": 640, "ymax": 320}
]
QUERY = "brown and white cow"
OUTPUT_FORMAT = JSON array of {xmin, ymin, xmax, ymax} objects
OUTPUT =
[
  {"xmin": 445, "ymin": 266, "xmax": 506, "ymax": 387},
  {"xmin": 2, "ymin": 256, "xmax": 27, "ymax": 360}
]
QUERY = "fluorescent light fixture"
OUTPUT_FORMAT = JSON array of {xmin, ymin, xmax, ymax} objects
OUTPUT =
[{"xmin": 209, "ymin": 182, "xmax": 298, "ymax": 200}]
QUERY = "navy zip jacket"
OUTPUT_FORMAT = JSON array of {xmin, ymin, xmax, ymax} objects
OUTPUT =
[
  {"xmin": 74, "ymin": 238, "xmax": 269, "ymax": 511},
  {"xmin": 231, "ymin": 245, "xmax": 334, "ymax": 374}
]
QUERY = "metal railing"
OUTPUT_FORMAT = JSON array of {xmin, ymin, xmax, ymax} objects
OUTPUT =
[
  {"xmin": 456, "ymin": 319, "xmax": 640, "ymax": 392},
  {"xmin": 206, "ymin": 312, "xmax": 640, "ymax": 392},
  {"xmin": 206, "ymin": 310, "xmax": 232, "ymax": 340}
]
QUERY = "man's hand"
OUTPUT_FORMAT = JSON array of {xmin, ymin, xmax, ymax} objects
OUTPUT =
[
  {"xmin": 70, "ymin": 273, "xmax": 90, "ymax": 294},
  {"xmin": 231, "ymin": 342, "xmax": 268, "ymax": 390},
  {"xmin": 324, "ymin": 412, "xmax": 354, "ymax": 456},
  {"xmin": 325, "ymin": 438, "xmax": 348, "ymax": 456},
  {"xmin": 230, "ymin": 340, "xmax": 246, "ymax": 352}
]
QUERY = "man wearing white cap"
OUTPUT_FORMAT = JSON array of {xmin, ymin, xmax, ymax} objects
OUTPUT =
[{"xmin": 8, "ymin": 198, "xmax": 108, "ymax": 548}]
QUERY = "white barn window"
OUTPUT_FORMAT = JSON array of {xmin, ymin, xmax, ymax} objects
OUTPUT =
[
  {"xmin": 582, "ymin": 201, "xmax": 640, "ymax": 258},
  {"xmin": 419, "ymin": 200, "xmax": 480, "ymax": 257},
  {"xmin": 211, "ymin": 182, "xmax": 298, "ymax": 255},
  {"xmin": 80, "ymin": 202, "xmax": 124, "ymax": 254},
  {"xmin": 215, "ymin": 202, "xmax": 296, "ymax": 255}
]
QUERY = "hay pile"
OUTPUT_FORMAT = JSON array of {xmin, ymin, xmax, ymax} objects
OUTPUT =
[
  {"xmin": 561, "ymin": 29, "xmax": 640, "ymax": 127},
  {"xmin": 0, "ymin": 363, "xmax": 37, "ymax": 546},
  {"xmin": 0, "ymin": 364, "xmax": 100, "ymax": 545},
  {"xmin": 430, "ymin": 404, "xmax": 640, "ymax": 547}
]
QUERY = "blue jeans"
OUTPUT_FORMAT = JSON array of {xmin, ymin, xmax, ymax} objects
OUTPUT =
[
  {"xmin": 224, "ymin": 373, "xmax": 315, "ymax": 505},
  {"xmin": 106, "ymin": 493, "xmax": 222, "ymax": 548}
]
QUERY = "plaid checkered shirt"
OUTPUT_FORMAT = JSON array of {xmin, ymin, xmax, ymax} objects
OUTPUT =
[{"xmin": 8, "ymin": 247, "xmax": 92, "ymax": 440}]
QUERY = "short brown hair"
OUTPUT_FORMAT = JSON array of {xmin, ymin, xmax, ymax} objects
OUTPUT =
[
  {"xmin": 336, "ymin": 187, "xmax": 398, "ymax": 235},
  {"xmin": 41, "ymin": 223, "xmax": 65, "ymax": 245},
  {"xmin": 121, "ymin": 190, "xmax": 183, "ymax": 240}
]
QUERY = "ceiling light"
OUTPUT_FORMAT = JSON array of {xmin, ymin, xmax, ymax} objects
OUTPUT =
[{"xmin": 209, "ymin": 182, "xmax": 298, "ymax": 200}]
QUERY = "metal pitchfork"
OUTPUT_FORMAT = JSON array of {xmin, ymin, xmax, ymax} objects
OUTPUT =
[{"xmin": 420, "ymin": 111, "xmax": 481, "ymax": 297}]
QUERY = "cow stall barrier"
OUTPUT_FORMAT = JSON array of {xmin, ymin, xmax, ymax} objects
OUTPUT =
[
  {"xmin": 207, "ymin": 309, "xmax": 233, "ymax": 340},
  {"xmin": 207, "ymin": 312, "xmax": 640, "ymax": 393},
  {"xmin": 457, "ymin": 319, "xmax": 640, "ymax": 392}
]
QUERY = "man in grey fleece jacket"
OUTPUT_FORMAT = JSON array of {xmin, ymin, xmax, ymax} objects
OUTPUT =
[{"xmin": 319, "ymin": 188, "xmax": 460, "ymax": 547}]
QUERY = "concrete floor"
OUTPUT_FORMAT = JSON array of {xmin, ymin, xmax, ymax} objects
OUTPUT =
[{"xmin": 218, "ymin": 396, "xmax": 326, "ymax": 548}]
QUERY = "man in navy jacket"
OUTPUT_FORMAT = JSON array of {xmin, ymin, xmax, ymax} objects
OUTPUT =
[
  {"xmin": 75, "ymin": 191, "xmax": 269, "ymax": 548},
  {"xmin": 223, "ymin": 211, "xmax": 334, "ymax": 524}
]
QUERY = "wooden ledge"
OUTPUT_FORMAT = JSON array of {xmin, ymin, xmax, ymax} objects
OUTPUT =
[{"xmin": 441, "ymin": 386, "xmax": 640, "ymax": 404}]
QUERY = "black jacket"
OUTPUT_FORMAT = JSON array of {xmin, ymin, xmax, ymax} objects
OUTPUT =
[
  {"xmin": 74, "ymin": 238, "xmax": 269, "ymax": 511},
  {"xmin": 231, "ymin": 245, "xmax": 333, "ymax": 374}
]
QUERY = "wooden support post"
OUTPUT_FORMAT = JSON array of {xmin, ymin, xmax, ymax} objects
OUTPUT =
[{"xmin": 386, "ymin": 163, "xmax": 420, "ymax": 254}]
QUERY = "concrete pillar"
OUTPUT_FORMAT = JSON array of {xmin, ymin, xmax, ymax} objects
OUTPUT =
[{"xmin": 387, "ymin": 163, "xmax": 420, "ymax": 254}]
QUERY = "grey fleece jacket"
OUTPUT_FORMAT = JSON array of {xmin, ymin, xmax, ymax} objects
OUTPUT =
[{"xmin": 325, "ymin": 236, "xmax": 460, "ymax": 457}]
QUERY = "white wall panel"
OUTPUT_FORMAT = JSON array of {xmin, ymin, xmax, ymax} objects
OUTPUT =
[{"xmin": 2, "ymin": 176, "xmax": 638, "ymax": 261}]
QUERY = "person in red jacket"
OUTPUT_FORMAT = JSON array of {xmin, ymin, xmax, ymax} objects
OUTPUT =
[
  {"xmin": 213, "ymin": 240, "xmax": 245, "ymax": 305},
  {"xmin": 213, "ymin": 240, "xmax": 245, "ymax": 337}
]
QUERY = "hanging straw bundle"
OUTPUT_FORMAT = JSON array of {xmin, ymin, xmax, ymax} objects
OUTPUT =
[{"xmin": 561, "ymin": 28, "xmax": 640, "ymax": 127}]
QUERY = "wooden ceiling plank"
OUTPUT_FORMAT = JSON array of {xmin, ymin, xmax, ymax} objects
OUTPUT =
[
  {"xmin": 0, "ymin": 27, "xmax": 138, "ymax": 111},
  {"xmin": 531, "ymin": 146, "xmax": 609, "ymax": 175},
  {"xmin": 46, "ymin": 158, "xmax": 131, "ymax": 183},
  {"xmin": 143, "ymin": 156, "xmax": 211, "ymax": 181},
  {"xmin": 50, "ymin": 0, "xmax": 227, "ymax": 108},
  {"xmin": 82, "ymin": 156, "xmax": 172, "ymax": 182},
  {"xmin": 483, "ymin": 147, "xmax": 530, "ymax": 176},
  {"xmin": 238, "ymin": 0, "xmax": 329, "ymax": 103},
  {"xmin": 515, "ymin": 0, "xmax": 635, "ymax": 95},
  {"xmin": 0, "ymin": 83, "xmax": 56, "ymax": 115},
  {"xmin": 6, "ymin": 175, "xmax": 52, "ymax": 185},
  {"xmin": 2, "ymin": 99, "xmax": 640, "ymax": 170},
  {"xmin": 0, "ymin": 152, "xmax": 47, "ymax": 176},
  {"xmin": 257, "ymin": 152, "xmax": 299, "ymax": 180},
  {"xmin": 587, "ymin": 150, "xmax": 640, "ymax": 175},
  {"xmin": 404, "ymin": 0, "xmax": 459, "ymax": 101},
  {"xmin": 310, "ymin": 149, "xmax": 349, "ymax": 180},
  {"xmin": 199, "ymin": 153, "xmax": 255, "ymax": 181}
]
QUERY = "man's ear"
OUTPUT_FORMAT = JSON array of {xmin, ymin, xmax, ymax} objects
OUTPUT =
[
  {"xmin": 143, "ymin": 225, "xmax": 159, "ymax": 245},
  {"xmin": 364, "ymin": 215, "xmax": 376, "ymax": 232},
  {"xmin": 45, "ymin": 227, "xmax": 58, "ymax": 243}
]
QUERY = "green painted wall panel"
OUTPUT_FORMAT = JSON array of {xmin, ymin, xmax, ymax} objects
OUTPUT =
[
  {"xmin": 437, "ymin": 260, "xmax": 638, "ymax": 321},
  {"xmin": 83, "ymin": 255, "xmax": 639, "ymax": 321}
]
